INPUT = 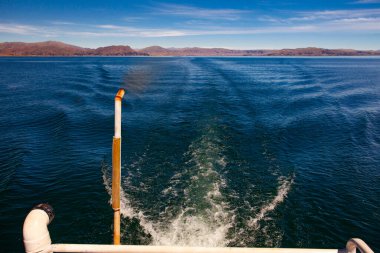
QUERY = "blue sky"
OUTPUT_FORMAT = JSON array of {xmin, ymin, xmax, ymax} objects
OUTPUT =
[{"xmin": 1, "ymin": 0, "xmax": 380, "ymax": 49}]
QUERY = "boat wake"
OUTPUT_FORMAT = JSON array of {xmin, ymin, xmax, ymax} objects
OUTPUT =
[
  {"xmin": 148, "ymin": 125, "xmax": 234, "ymax": 246},
  {"xmin": 248, "ymin": 175, "xmax": 294, "ymax": 229},
  {"xmin": 102, "ymin": 124, "xmax": 294, "ymax": 247}
]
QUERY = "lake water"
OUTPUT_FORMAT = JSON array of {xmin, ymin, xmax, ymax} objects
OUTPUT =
[{"xmin": 0, "ymin": 57, "xmax": 379, "ymax": 252}]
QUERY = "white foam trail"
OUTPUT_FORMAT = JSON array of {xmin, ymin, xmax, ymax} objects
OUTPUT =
[
  {"xmin": 102, "ymin": 165, "xmax": 136, "ymax": 218},
  {"xmin": 149, "ymin": 129, "xmax": 234, "ymax": 246},
  {"xmin": 103, "ymin": 164, "xmax": 159, "ymax": 240},
  {"xmin": 248, "ymin": 175, "xmax": 294, "ymax": 229},
  {"xmin": 102, "ymin": 136, "xmax": 294, "ymax": 248},
  {"xmin": 150, "ymin": 207, "xmax": 232, "ymax": 246},
  {"xmin": 102, "ymin": 126, "xmax": 235, "ymax": 247}
]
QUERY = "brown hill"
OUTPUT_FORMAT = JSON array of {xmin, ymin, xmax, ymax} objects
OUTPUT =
[
  {"xmin": 92, "ymin": 45, "xmax": 145, "ymax": 56},
  {"xmin": 0, "ymin": 41, "xmax": 379, "ymax": 56},
  {"xmin": 266, "ymin": 47, "xmax": 380, "ymax": 56},
  {"xmin": 139, "ymin": 46, "xmax": 172, "ymax": 56},
  {"xmin": 139, "ymin": 46, "xmax": 268, "ymax": 56},
  {"xmin": 139, "ymin": 46, "xmax": 380, "ymax": 56},
  {"xmin": 0, "ymin": 41, "xmax": 146, "ymax": 56},
  {"xmin": 0, "ymin": 41, "xmax": 88, "ymax": 56}
]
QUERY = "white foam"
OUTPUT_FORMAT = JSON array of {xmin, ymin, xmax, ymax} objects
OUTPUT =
[
  {"xmin": 150, "ymin": 209, "xmax": 232, "ymax": 246},
  {"xmin": 149, "ymin": 129, "xmax": 234, "ymax": 246},
  {"xmin": 102, "ymin": 126, "xmax": 235, "ymax": 247},
  {"xmin": 102, "ymin": 165, "xmax": 136, "ymax": 218},
  {"xmin": 102, "ymin": 127, "xmax": 294, "ymax": 247},
  {"xmin": 248, "ymin": 175, "xmax": 294, "ymax": 229}
]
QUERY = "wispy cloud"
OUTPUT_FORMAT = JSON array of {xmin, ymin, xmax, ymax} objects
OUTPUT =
[
  {"xmin": 91, "ymin": 20, "xmax": 380, "ymax": 36},
  {"xmin": 50, "ymin": 21, "xmax": 76, "ymax": 25},
  {"xmin": 151, "ymin": 3, "xmax": 250, "ymax": 20},
  {"xmin": 1, "ymin": 7, "xmax": 380, "ymax": 40},
  {"xmin": 95, "ymin": 24, "xmax": 187, "ymax": 37},
  {"xmin": 94, "ymin": 23, "xmax": 317, "ymax": 37},
  {"xmin": 123, "ymin": 16, "xmax": 146, "ymax": 22},
  {"xmin": 260, "ymin": 8, "xmax": 380, "ymax": 28},
  {"xmin": 287, "ymin": 8, "xmax": 380, "ymax": 32},
  {"xmin": 0, "ymin": 24, "xmax": 40, "ymax": 35},
  {"xmin": 328, "ymin": 17, "xmax": 380, "ymax": 30},
  {"xmin": 292, "ymin": 8, "xmax": 380, "ymax": 21},
  {"xmin": 354, "ymin": 0, "xmax": 380, "ymax": 3}
]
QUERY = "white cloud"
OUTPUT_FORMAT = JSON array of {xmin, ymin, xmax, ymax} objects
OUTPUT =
[
  {"xmin": 354, "ymin": 0, "xmax": 380, "ymax": 3},
  {"xmin": 123, "ymin": 16, "xmax": 146, "ymax": 22},
  {"xmin": 0, "ymin": 24, "xmax": 39, "ymax": 35},
  {"xmin": 1, "ymin": 8, "xmax": 380, "ymax": 40},
  {"xmin": 95, "ymin": 24, "xmax": 186, "ymax": 37},
  {"xmin": 259, "ymin": 7, "xmax": 380, "ymax": 32},
  {"xmin": 290, "ymin": 8, "xmax": 380, "ymax": 21},
  {"xmin": 151, "ymin": 3, "xmax": 250, "ymax": 21},
  {"xmin": 50, "ymin": 21, "xmax": 76, "ymax": 25},
  {"xmin": 327, "ymin": 17, "xmax": 380, "ymax": 30}
]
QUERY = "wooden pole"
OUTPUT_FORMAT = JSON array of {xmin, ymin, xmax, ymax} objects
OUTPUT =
[{"xmin": 112, "ymin": 89, "xmax": 125, "ymax": 245}]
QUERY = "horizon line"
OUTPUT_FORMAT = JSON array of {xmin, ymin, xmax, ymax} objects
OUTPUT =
[{"xmin": 1, "ymin": 40, "xmax": 380, "ymax": 51}]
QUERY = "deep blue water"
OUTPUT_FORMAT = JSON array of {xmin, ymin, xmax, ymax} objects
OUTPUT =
[{"xmin": 0, "ymin": 57, "xmax": 379, "ymax": 252}]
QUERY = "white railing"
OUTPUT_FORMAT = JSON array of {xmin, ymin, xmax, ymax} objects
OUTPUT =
[
  {"xmin": 23, "ymin": 204, "xmax": 374, "ymax": 253},
  {"xmin": 346, "ymin": 239, "xmax": 374, "ymax": 253},
  {"xmin": 50, "ymin": 244, "xmax": 339, "ymax": 253}
]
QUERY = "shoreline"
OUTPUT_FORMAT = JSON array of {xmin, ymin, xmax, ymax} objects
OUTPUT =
[{"xmin": 1, "ymin": 55, "xmax": 380, "ymax": 58}]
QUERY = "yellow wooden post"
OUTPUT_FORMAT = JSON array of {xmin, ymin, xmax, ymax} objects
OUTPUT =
[{"xmin": 112, "ymin": 88, "xmax": 125, "ymax": 245}]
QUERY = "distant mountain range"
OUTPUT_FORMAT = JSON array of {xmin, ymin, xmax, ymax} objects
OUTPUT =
[
  {"xmin": 1, "ymin": 41, "xmax": 379, "ymax": 56},
  {"xmin": 0, "ymin": 41, "xmax": 146, "ymax": 56}
]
